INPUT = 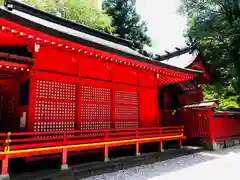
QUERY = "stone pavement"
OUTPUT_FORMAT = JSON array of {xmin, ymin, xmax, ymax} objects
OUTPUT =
[{"xmin": 82, "ymin": 145, "xmax": 240, "ymax": 180}]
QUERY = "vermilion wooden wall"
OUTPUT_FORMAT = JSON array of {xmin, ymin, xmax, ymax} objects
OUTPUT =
[{"xmin": 25, "ymin": 45, "xmax": 159, "ymax": 132}]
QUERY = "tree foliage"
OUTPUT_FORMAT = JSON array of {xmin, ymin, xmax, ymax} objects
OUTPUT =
[
  {"xmin": 1, "ymin": 0, "xmax": 152, "ymax": 55},
  {"xmin": 24, "ymin": 0, "xmax": 114, "ymax": 33},
  {"xmin": 103, "ymin": 0, "xmax": 151, "ymax": 53},
  {"xmin": 179, "ymin": 0, "xmax": 240, "ymax": 94},
  {"xmin": 204, "ymin": 84, "xmax": 240, "ymax": 109}
]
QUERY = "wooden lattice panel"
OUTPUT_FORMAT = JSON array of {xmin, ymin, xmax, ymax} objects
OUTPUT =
[
  {"xmin": 35, "ymin": 101, "xmax": 75, "ymax": 121},
  {"xmin": 116, "ymin": 91, "xmax": 138, "ymax": 105},
  {"xmin": 115, "ymin": 90, "xmax": 139, "ymax": 128},
  {"xmin": 81, "ymin": 86, "xmax": 111, "ymax": 103},
  {"xmin": 33, "ymin": 121, "xmax": 75, "ymax": 132},
  {"xmin": 36, "ymin": 80, "xmax": 76, "ymax": 100},
  {"xmin": 80, "ymin": 86, "xmax": 111, "ymax": 130},
  {"xmin": 34, "ymin": 80, "xmax": 76, "ymax": 132}
]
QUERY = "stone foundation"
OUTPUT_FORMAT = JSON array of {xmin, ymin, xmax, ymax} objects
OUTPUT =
[
  {"xmin": 225, "ymin": 139, "xmax": 240, "ymax": 147},
  {"xmin": 202, "ymin": 139, "xmax": 240, "ymax": 151},
  {"xmin": 0, "ymin": 174, "xmax": 10, "ymax": 180}
]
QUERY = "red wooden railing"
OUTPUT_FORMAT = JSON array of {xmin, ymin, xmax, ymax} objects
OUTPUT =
[{"xmin": 0, "ymin": 126, "xmax": 185, "ymax": 176}]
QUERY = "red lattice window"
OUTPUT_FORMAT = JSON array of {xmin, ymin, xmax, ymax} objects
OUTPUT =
[
  {"xmin": 115, "ymin": 90, "xmax": 139, "ymax": 128},
  {"xmin": 33, "ymin": 121, "xmax": 75, "ymax": 132},
  {"xmin": 80, "ymin": 86, "xmax": 111, "ymax": 130},
  {"xmin": 36, "ymin": 80, "xmax": 75, "ymax": 100},
  {"xmin": 33, "ymin": 80, "xmax": 76, "ymax": 132},
  {"xmin": 35, "ymin": 101, "xmax": 75, "ymax": 121}
]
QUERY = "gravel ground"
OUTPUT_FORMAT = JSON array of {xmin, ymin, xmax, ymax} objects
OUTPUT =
[{"xmin": 81, "ymin": 145, "xmax": 240, "ymax": 180}]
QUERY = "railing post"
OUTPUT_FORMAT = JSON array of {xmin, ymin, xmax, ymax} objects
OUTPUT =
[
  {"xmin": 159, "ymin": 128, "xmax": 164, "ymax": 152},
  {"xmin": 208, "ymin": 108, "xmax": 216, "ymax": 149},
  {"xmin": 0, "ymin": 132, "xmax": 11, "ymax": 180},
  {"xmin": 178, "ymin": 127, "xmax": 183, "ymax": 149},
  {"xmin": 61, "ymin": 131, "xmax": 68, "ymax": 170},
  {"xmin": 136, "ymin": 129, "xmax": 140, "ymax": 156},
  {"xmin": 179, "ymin": 139, "xmax": 183, "ymax": 149},
  {"xmin": 104, "ymin": 131, "xmax": 109, "ymax": 162}
]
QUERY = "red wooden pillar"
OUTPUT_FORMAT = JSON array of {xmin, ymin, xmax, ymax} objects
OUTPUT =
[
  {"xmin": 104, "ymin": 131, "xmax": 109, "ymax": 162},
  {"xmin": 159, "ymin": 128, "xmax": 164, "ymax": 152},
  {"xmin": 1, "ymin": 155, "xmax": 9, "ymax": 180},
  {"xmin": 136, "ymin": 130, "xmax": 140, "ymax": 156},
  {"xmin": 155, "ymin": 90, "xmax": 160, "ymax": 127},
  {"xmin": 1, "ymin": 133, "xmax": 11, "ymax": 179},
  {"xmin": 208, "ymin": 107, "xmax": 215, "ymax": 143},
  {"xmin": 61, "ymin": 131, "xmax": 68, "ymax": 170},
  {"xmin": 179, "ymin": 138, "xmax": 183, "ymax": 149},
  {"xmin": 28, "ymin": 70, "xmax": 37, "ymax": 132}
]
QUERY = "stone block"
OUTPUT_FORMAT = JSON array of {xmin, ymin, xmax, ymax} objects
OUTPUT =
[
  {"xmin": 202, "ymin": 141, "xmax": 225, "ymax": 151},
  {"xmin": 61, "ymin": 164, "xmax": 69, "ymax": 170},
  {"xmin": 0, "ymin": 174, "xmax": 10, "ymax": 180},
  {"xmin": 225, "ymin": 140, "xmax": 235, "ymax": 147},
  {"xmin": 104, "ymin": 158, "xmax": 110, "ymax": 162},
  {"xmin": 213, "ymin": 141, "xmax": 225, "ymax": 150},
  {"xmin": 233, "ymin": 139, "xmax": 240, "ymax": 145},
  {"xmin": 136, "ymin": 153, "xmax": 141, "ymax": 156}
]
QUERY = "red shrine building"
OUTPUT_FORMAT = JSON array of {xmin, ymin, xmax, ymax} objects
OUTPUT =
[
  {"xmin": 1, "ymin": 0, "xmax": 240, "ymax": 178},
  {"xmin": 154, "ymin": 47, "xmax": 210, "ymax": 126},
  {"xmin": 0, "ymin": 0, "xmax": 202, "ymax": 133}
]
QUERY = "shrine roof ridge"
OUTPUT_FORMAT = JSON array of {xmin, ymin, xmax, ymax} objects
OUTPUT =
[
  {"xmin": 1, "ymin": 0, "xmax": 202, "ymax": 76},
  {"xmin": 155, "ymin": 46, "xmax": 200, "ymax": 69},
  {"xmin": 155, "ymin": 46, "xmax": 194, "ymax": 61}
]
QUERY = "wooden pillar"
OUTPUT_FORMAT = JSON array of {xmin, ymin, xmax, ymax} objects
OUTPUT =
[
  {"xmin": 179, "ymin": 138, "xmax": 183, "ymax": 149},
  {"xmin": 208, "ymin": 107, "xmax": 215, "ymax": 143},
  {"xmin": 0, "ymin": 133, "xmax": 11, "ymax": 179},
  {"xmin": 136, "ymin": 130, "xmax": 140, "ymax": 156},
  {"xmin": 104, "ymin": 132, "xmax": 109, "ymax": 162},
  {"xmin": 61, "ymin": 131, "xmax": 68, "ymax": 170},
  {"xmin": 136, "ymin": 142, "xmax": 140, "ymax": 156},
  {"xmin": 28, "ymin": 71, "xmax": 37, "ymax": 132},
  {"xmin": 1, "ymin": 155, "xmax": 9, "ymax": 177},
  {"xmin": 159, "ymin": 129, "xmax": 164, "ymax": 152},
  {"xmin": 160, "ymin": 141, "xmax": 164, "ymax": 152}
]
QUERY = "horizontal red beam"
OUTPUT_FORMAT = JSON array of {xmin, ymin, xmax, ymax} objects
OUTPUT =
[{"xmin": 1, "ymin": 127, "xmax": 184, "ymax": 152}]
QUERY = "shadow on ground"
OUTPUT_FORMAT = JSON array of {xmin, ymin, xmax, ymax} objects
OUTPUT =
[{"xmin": 82, "ymin": 145, "xmax": 240, "ymax": 180}]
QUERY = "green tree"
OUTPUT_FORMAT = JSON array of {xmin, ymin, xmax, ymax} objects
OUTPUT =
[
  {"xmin": 204, "ymin": 84, "xmax": 240, "ymax": 109},
  {"xmin": 103, "ymin": 0, "xmax": 151, "ymax": 53},
  {"xmin": 24, "ymin": 0, "xmax": 114, "ymax": 33},
  {"xmin": 179, "ymin": 0, "xmax": 240, "ymax": 94},
  {"xmin": 0, "ymin": 0, "xmax": 3, "ymax": 5}
]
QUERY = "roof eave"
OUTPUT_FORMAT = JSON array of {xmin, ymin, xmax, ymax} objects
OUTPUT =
[{"xmin": 0, "ymin": 5, "xmax": 202, "ymax": 77}]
